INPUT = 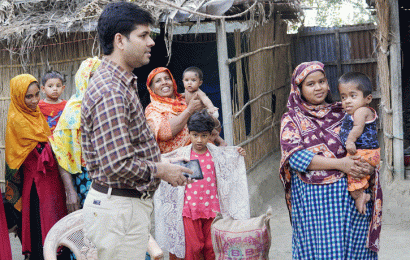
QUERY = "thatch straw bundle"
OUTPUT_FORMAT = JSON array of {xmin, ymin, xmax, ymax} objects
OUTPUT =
[
  {"xmin": 232, "ymin": 16, "xmax": 291, "ymax": 169},
  {"xmin": 0, "ymin": 0, "xmax": 13, "ymax": 25}
]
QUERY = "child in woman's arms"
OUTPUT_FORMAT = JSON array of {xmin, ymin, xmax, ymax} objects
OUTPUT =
[
  {"xmin": 338, "ymin": 72, "xmax": 380, "ymax": 215},
  {"xmin": 182, "ymin": 66, "xmax": 219, "ymax": 118},
  {"xmin": 38, "ymin": 70, "xmax": 67, "ymax": 134}
]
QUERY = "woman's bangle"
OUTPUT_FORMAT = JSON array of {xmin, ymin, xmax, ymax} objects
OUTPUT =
[{"xmin": 187, "ymin": 110, "xmax": 192, "ymax": 115}]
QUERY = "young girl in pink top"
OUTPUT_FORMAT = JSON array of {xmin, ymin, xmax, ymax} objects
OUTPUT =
[{"xmin": 154, "ymin": 109, "xmax": 249, "ymax": 260}]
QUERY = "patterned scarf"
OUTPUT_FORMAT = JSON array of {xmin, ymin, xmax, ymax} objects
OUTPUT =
[
  {"xmin": 49, "ymin": 57, "xmax": 101, "ymax": 174},
  {"xmin": 280, "ymin": 61, "xmax": 346, "ymax": 196},
  {"xmin": 5, "ymin": 74, "xmax": 51, "ymax": 211},
  {"xmin": 279, "ymin": 61, "xmax": 382, "ymax": 252}
]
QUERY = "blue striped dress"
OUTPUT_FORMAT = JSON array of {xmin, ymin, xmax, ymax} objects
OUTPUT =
[{"xmin": 289, "ymin": 150, "xmax": 378, "ymax": 259}]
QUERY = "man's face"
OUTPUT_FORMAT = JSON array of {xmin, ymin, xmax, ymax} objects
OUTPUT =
[{"xmin": 123, "ymin": 24, "xmax": 155, "ymax": 70}]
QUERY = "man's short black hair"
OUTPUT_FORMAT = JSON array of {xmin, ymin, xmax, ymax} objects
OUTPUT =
[
  {"xmin": 97, "ymin": 2, "xmax": 154, "ymax": 55},
  {"xmin": 41, "ymin": 70, "xmax": 64, "ymax": 86},
  {"xmin": 183, "ymin": 66, "xmax": 203, "ymax": 81},
  {"xmin": 187, "ymin": 109, "xmax": 215, "ymax": 133},
  {"xmin": 338, "ymin": 72, "xmax": 373, "ymax": 97}
]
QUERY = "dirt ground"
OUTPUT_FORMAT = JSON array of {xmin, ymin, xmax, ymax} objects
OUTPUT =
[{"xmin": 9, "ymin": 151, "xmax": 410, "ymax": 259}]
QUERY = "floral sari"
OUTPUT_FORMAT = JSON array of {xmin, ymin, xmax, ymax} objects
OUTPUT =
[{"xmin": 145, "ymin": 67, "xmax": 191, "ymax": 154}]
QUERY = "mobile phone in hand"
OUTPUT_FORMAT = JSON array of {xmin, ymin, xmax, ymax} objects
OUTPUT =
[{"xmin": 172, "ymin": 159, "xmax": 204, "ymax": 180}]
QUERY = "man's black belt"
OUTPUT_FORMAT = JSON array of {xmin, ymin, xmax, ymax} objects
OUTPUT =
[{"xmin": 92, "ymin": 182, "xmax": 152, "ymax": 198}]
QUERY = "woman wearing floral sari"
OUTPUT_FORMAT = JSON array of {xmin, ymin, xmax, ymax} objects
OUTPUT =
[
  {"xmin": 145, "ymin": 67, "xmax": 203, "ymax": 154},
  {"xmin": 145, "ymin": 67, "xmax": 203, "ymax": 260},
  {"xmin": 49, "ymin": 57, "xmax": 101, "ymax": 210},
  {"xmin": 280, "ymin": 61, "xmax": 382, "ymax": 259}
]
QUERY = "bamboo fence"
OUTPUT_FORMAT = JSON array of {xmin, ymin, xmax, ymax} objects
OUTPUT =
[
  {"xmin": 232, "ymin": 17, "xmax": 291, "ymax": 169},
  {"xmin": 375, "ymin": 0, "xmax": 393, "ymax": 181},
  {"xmin": 0, "ymin": 31, "xmax": 99, "ymax": 190}
]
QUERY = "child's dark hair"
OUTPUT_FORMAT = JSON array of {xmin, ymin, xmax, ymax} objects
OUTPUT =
[
  {"xmin": 187, "ymin": 109, "xmax": 215, "ymax": 133},
  {"xmin": 41, "ymin": 70, "xmax": 64, "ymax": 86},
  {"xmin": 338, "ymin": 72, "xmax": 373, "ymax": 97},
  {"xmin": 183, "ymin": 66, "xmax": 203, "ymax": 81},
  {"xmin": 98, "ymin": 2, "xmax": 154, "ymax": 55}
]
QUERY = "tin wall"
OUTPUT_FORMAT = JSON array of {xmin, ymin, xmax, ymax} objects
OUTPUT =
[{"xmin": 291, "ymin": 24, "xmax": 378, "ymax": 99}]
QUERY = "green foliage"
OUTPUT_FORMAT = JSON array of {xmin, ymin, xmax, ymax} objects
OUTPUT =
[{"xmin": 301, "ymin": 0, "xmax": 375, "ymax": 27}]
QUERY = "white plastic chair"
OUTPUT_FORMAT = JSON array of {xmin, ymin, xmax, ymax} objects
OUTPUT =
[{"xmin": 43, "ymin": 209, "xmax": 164, "ymax": 260}]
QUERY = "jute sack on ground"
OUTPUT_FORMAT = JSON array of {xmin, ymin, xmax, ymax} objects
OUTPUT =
[{"xmin": 211, "ymin": 207, "xmax": 272, "ymax": 260}]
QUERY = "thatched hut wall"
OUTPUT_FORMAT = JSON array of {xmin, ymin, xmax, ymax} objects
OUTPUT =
[
  {"xmin": 0, "ymin": 32, "xmax": 98, "ymax": 189},
  {"xmin": 233, "ymin": 17, "xmax": 291, "ymax": 169}
]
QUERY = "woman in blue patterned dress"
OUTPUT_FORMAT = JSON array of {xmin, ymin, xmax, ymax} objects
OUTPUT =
[{"xmin": 279, "ymin": 61, "xmax": 382, "ymax": 259}]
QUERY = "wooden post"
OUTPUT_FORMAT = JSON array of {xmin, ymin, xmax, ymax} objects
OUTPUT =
[
  {"xmin": 335, "ymin": 29, "xmax": 342, "ymax": 78},
  {"xmin": 389, "ymin": 0, "xmax": 405, "ymax": 179},
  {"xmin": 234, "ymin": 29, "xmax": 246, "ymax": 144},
  {"xmin": 215, "ymin": 19, "xmax": 234, "ymax": 145}
]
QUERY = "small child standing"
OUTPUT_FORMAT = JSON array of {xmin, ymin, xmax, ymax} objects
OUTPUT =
[
  {"xmin": 154, "ymin": 109, "xmax": 250, "ymax": 260},
  {"xmin": 182, "ymin": 66, "xmax": 219, "ymax": 118},
  {"xmin": 38, "ymin": 70, "xmax": 67, "ymax": 134},
  {"xmin": 338, "ymin": 72, "xmax": 380, "ymax": 215}
]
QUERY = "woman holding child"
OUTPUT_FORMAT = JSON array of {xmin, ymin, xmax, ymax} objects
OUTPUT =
[
  {"xmin": 146, "ymin": 68, "xmax": 204, "ymax": 260},
  {"xmin": 279, "ymin": 61, "xmax": 382, "ymax": 259},
  {"xmin": 145, "ymin": 67, "xmax": 203, "ymax": 154}
]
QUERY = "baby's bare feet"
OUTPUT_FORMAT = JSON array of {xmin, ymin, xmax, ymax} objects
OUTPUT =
[{"xmin": 354, "ymin": 192, "xmax": 371, "ymax": 214}]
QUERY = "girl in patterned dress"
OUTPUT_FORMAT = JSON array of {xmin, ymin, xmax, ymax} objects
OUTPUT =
[
  {"xmin": 154, "ymin": 109, "xmax": 249, "ymax": 260},
  {"xmin": 279, "ymin": 61, "xmax": 382, "ymax": 259}
]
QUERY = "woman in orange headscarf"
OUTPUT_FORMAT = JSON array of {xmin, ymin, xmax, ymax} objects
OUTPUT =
[
  {"xmin": 5, "ymin": 74, "xmax": 67, "ymax": 259},
  {"xmin": 145, "ymin": 67, "xmax": 203, "ymax": 154},
  {"xmin": 145, "ymin": 67, "xmax": 203, "ymax": 260}
]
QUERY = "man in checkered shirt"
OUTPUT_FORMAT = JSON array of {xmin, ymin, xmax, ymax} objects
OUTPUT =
[{"xmin": 80, "ymin": 2, "xmax": 193, "ymax": 259}]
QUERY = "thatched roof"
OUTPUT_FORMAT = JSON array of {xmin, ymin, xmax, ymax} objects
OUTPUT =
[{"xmin": 0, "ymin": 0, "xmax": 301, "ymax": 60}]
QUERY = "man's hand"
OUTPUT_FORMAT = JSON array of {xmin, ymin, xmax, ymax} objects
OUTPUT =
[{"xmin": 155, "ymin": 162, "xmax": 195, "ymax": 187}]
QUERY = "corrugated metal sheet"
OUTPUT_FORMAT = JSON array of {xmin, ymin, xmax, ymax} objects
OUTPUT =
[{"xmin": 291, "ymin": 24, "xmax": 378, "ymax": 99}]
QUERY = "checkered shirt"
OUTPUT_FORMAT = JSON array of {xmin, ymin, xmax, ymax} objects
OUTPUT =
[
  {"xmin": 289, "ymin": 149, "xmax": 315, "ymax": 173},
  {"xmin": 81, "ymin": 57, "xmax": 161, "ymax": 191}
]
